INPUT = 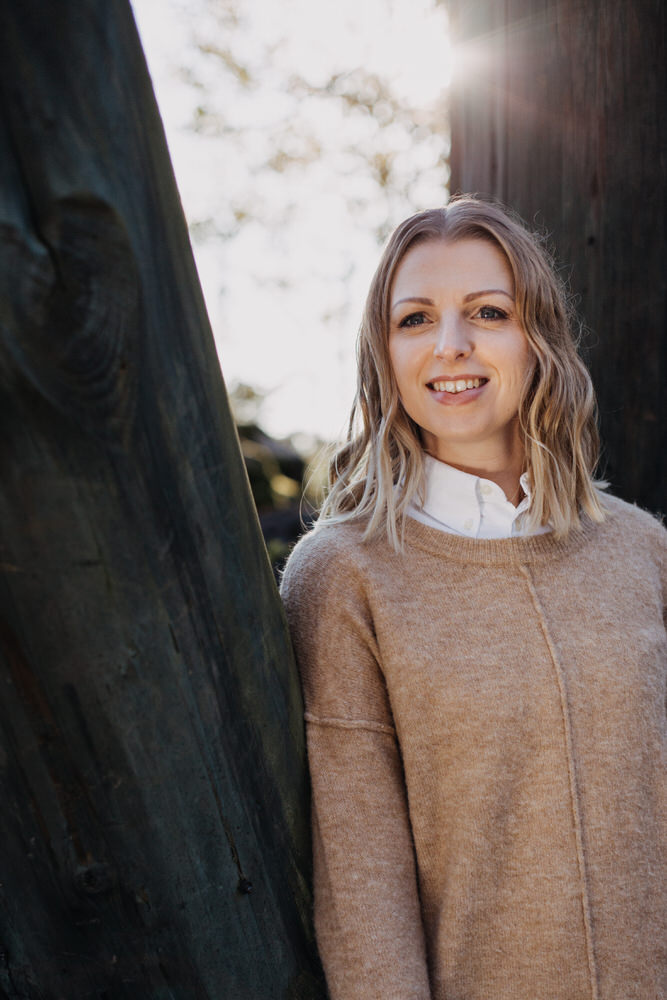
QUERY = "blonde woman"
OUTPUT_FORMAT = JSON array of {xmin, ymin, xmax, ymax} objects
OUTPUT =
[{"xmin": 280, "ymin": 197, "xmax": 666, "ymax": 1000}]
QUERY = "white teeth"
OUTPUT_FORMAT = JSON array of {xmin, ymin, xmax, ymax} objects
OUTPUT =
[{"xmin": 431, "ymin": 377, "xmax": 483, "ymax": 393}]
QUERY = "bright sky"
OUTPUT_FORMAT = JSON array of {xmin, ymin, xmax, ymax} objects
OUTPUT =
[{"xmin": 131, "ymin": 0, "xmax": 451, "ymax": 441}]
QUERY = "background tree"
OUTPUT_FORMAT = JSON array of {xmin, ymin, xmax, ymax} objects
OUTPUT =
[
  {"xmin": 447, "ymin": 0, "xmax": 666, "ymax": 512},
  {"xmin": 0, "ymin": 1, "xmax": 325, "ymax": 996}
]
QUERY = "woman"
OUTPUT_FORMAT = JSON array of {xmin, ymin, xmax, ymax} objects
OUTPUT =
[{"xmin": 280, "ymin": 197, "xmax": 666, "ymax": 1000}]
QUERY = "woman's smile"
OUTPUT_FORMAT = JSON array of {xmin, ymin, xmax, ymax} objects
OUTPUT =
[
  {"xmin": 388, "ymin": 237, "xmax": 535, "ymax": 470},
  {"xmin": 427, "ymin": 375, "xmax": 488, "ymax": 398}
]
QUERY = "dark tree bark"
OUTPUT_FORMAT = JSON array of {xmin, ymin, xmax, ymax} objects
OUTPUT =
[
  {"xmin": 0, "ymin": 2, "xmax": 324, "ymax": 997},
  {"xmin": 447, "ymin": 0, "xmax": 666, "ymax": 512}
]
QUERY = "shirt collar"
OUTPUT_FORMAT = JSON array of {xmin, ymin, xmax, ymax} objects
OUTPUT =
[{"xmin": 410, "ymin": 455, "xmax": 540, "ymax": 539}]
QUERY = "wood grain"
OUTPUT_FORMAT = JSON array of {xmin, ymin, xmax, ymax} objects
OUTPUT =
[{"xmin": 0, "ymin": 2, "xmax": 325, "ymax": 996}]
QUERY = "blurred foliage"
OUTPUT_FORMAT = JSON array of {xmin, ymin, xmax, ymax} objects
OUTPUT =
[
  {"xmin": 134, "ymin": 0, "xmax": 450, "ymax": 455},
  {"xmin": 231, "ymin": 383, "xmax": 325, "ymax": 576},
  {"xmin": 178, "ymin": 0, "xmax": 449, "ymax": 248},
  {"xmin": 190, "ymin": 0, "xmax": 447, "ymax": 560},
  {"xmin": 139, "ymin": 0, "xmax": 450, "ymax": 557}
]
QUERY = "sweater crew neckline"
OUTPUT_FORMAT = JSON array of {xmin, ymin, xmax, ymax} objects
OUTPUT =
[{"xmin": 400, "ymin": 510, "xmax": 601, "ymax": 566}]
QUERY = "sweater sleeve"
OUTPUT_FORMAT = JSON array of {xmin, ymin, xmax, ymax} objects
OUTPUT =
[{"xmin": 280, "ymin": 528, "xmax": 432, "ymax": 1000}]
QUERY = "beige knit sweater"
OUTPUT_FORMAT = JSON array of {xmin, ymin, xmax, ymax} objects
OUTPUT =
[{"xmin": 280, "ymin": 494, "xmax": 667, "ymax": 1000}]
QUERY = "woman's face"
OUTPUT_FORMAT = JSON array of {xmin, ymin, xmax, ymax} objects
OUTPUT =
[{"xmin": 388, "ymin": 237, "xmax": 534, "ymax": 470}]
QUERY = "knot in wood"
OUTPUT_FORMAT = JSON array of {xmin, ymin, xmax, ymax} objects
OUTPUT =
[
  {"xmin": 0, "ymin": 194, "xmax": 140, "ymax": 447},
  {"xmin": 74, "ymin": 861, "xmax": 114, "ymax": 896}
]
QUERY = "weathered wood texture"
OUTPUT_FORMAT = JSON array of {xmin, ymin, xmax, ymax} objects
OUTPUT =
[
  {"xmin": 0, "ymin": 2, "xmax": 325, "ymax": 997},
  {"xmin": 448, "ymin": 0, "xmax": 666, "ymax": 511}
]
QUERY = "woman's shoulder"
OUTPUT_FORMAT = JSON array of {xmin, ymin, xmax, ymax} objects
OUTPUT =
[
  {"xmin": 596, "ymin": 492, "xmax": 667, "ymax": 566},
  {"xmin": 280, "ymin": 520, "xmax": 371, "ymax": 598},
  {"xmin": 600, "ymin": 491, "xmax": 666, "ymax": 538}
]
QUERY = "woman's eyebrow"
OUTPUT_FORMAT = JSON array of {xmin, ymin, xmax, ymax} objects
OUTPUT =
[
  {"xmin": 463, "ymin": 288, "xmax": 514, "ymax": 302},
  {"xmin": 391, "ymin": 296, "xmax": 435, "ymax": 311}
]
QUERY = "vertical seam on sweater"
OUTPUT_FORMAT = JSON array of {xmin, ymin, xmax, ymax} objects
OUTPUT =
[{"xmin": 519, "ymin": 562, "xmax": 599, "ymax": 1000}]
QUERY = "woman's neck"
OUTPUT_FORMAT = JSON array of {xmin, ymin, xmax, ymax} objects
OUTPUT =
[
  {"xmin": 424, "ymin": 452, "xmax": 526, "ymax": 507},
  {"xmin": 422, "ymin": 425, "xmax": 527, "ymax": 507}
]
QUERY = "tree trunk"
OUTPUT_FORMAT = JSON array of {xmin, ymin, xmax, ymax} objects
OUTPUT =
[
  {"xmin": 447, "ymin": 0, "xmax": 666, "ymax": 512},
  {"xmin": 0, "ymin": 2, "xmax": 324, "ymax": 996}
]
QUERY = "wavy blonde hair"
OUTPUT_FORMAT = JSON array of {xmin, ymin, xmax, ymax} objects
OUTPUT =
[{"xmin": 318, "ymin": 195, "xmax": 607, "ymax": 548}]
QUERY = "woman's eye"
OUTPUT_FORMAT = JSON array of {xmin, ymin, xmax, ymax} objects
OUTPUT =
[
  {"xmin": 399, "ymin": 311, "xmax": 427, "ymax": 328},
  {"xmin": 475, "ymin": 305, "xmax": 507, "ymax": 321}
]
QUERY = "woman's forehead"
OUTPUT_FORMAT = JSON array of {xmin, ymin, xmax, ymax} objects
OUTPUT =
[{"xmin": 391, "ymin": 238, "xmax": 514, "ymax": 302}]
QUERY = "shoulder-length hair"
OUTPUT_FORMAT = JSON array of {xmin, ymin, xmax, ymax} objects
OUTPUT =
[{"xmin": 318, "ymin": 195, "xmax": 607, "ymax": 548}]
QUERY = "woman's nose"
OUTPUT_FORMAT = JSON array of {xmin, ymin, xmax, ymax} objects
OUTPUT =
[{"xmin": 433, "ymin": 315, "xmax": 472, "ymax": 361}]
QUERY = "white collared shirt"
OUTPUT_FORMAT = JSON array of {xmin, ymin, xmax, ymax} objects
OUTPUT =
[{"xmin": 408, "ymin": 455, "xmax": 551, "ymax": 539}]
